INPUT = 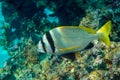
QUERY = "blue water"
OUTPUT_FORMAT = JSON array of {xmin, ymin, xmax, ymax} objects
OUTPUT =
[
  {"xmin": 0, "ymin": 46, "xmax": 10, "ymax": 68},
  {"xmin": 0, "ymin": 2, "xmax": 10, "ymax": 68}
]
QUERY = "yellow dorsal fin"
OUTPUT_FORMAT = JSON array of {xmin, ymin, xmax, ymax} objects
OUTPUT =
[
  {"xmin": 58, "ymin": 26, "xmax": 96, "ymax": 34},
  {"xmin": 58, "ymin": 26, "xmax": 79, "ymax": 28},
  {"xmin": 79, "ymin": 26, "xmax": 96, "ymax": 34}
]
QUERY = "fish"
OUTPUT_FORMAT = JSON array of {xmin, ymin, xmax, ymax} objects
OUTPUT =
[{"xmin": 37, "ymin": 21, "xmax": 111, "ymax": 56}]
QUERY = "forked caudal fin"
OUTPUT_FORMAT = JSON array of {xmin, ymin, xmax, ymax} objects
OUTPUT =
[{"xmin": 97, "ymin": 21, "xmax": 112, "ymax": 46}]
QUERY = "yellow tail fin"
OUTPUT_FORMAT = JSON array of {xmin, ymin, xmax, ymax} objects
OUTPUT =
[{"xmin": 97, "ymin": 21, "xmax": 112, "ymax": 46}]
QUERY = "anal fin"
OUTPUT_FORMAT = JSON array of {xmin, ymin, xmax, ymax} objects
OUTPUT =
[{"xmin": 61, "ymin": 52, "xmax": 76, "ymax": 60}]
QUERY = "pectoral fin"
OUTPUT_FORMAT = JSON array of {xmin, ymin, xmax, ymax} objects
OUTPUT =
[
  {"xmin": 61, "ymin": 51, "xmax": 81, "ymax": 60},
  {"xmin": 61, "ymin": 52, "xmax": 76, "ymax": 60}
]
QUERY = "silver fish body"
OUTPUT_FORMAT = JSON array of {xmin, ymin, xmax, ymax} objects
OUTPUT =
[{"xmin": 37, "ymin": 26, "xmax": 100, "ymax": 55}]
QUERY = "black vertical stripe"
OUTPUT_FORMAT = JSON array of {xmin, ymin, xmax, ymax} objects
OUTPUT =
[
  {"xmin": 46, "ymin": 31, "xmax": 55, "ymax": 53},
  {"xmin": 41, "ymin": 38, "xmax": 47, "ymax": 53}
]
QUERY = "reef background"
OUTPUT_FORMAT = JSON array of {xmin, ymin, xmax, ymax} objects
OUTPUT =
[{"xmin": 0, "ymin": 0, "xmax": 120, "ymax": 80}]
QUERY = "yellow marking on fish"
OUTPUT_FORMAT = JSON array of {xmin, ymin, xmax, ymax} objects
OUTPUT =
[
  {"xmin": 79, "ymin": 26, "xmax": 96, "ymax": 34},
  {"xmin": 59, "ymin": 46, "xmax": 80, "ymax": 52},
  {"xmin": 56, "ymin": 26, "xmax": 96, "ymax": 34},
  {"xmin": 58, "ymin": 26, "xmax": 79, "ymax": 28}
]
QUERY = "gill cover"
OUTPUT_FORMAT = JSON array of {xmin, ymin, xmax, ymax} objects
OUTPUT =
[{"xmin": 97, "ymin": 21, "xmax": 112, "ymax": 46}]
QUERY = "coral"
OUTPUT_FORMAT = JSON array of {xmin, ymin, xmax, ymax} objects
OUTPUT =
[
  {"xmin": 1, "ymin": 39, "xmax": 120, "ymax": 80},
  {"xmin": 112, "ymin": 51, "xmax": 120, "ymax": 68},
  {"xmin": 79, "ymin": 9, "xmax": 100, "ymax": 28},
  {"xmin": 23, "ymin": 39, "xmax": 38, "ymax": 64},
  {"xmin": 88, "ymin": 70, "xmax": 106, "ymax": 80},
  {"xmin": 103, "ymin": 42, "xmax": 120, "ymax": 67}
]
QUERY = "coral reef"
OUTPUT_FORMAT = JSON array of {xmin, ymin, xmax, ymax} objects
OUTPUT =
[
  {"xmin": 1, "ymin": 40, "xmax": 120, "ymax": 80},
  {"xmin": 23, "ymin": 38, "xmax": 41, "ymax": 64},
  {"xmin": 79, "ymin": 9, "xmax": 100, "ymax": 28}
]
